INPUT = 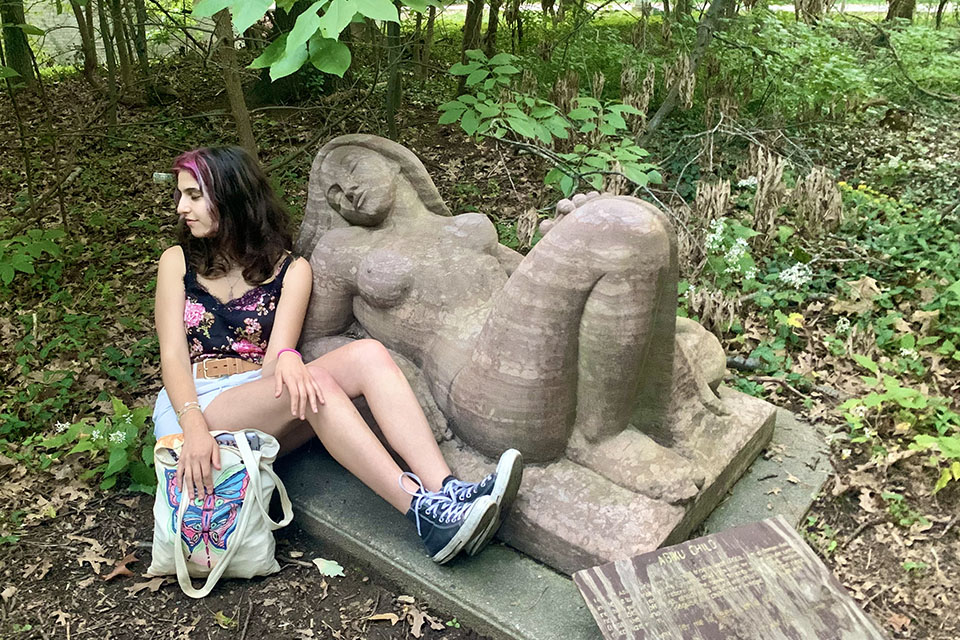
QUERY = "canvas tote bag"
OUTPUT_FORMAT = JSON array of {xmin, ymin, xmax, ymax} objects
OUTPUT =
[{"xmin": 147, "ymin": 429, "xmax": 293, "ymax": 598}]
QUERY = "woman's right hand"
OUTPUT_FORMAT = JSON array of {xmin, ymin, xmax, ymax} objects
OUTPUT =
[{"xmin": 176, "ymin": 412, "xmax": 221, "ymax": 501}]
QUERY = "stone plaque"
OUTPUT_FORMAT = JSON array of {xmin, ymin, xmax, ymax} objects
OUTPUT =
[{"xmin": 573, "ymin": 516, "xmax": 887, "ymax": 640}]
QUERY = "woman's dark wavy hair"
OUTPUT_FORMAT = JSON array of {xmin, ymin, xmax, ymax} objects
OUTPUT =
[{"xmin": 172, "ymin": 146, "xmax": 293, "ymax": 284}]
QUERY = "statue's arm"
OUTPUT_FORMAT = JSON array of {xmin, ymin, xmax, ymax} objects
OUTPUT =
[{"xmin": 300, "ymin": 235, "xmax": 359, "ymax": 342}]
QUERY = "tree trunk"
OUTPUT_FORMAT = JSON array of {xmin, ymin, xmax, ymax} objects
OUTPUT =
[
  {"xmin": 674, "ymin": 0, "xmax": 689, "ymax": 19},
  {"xmin": 419, "ymin": 6, "xmax": 435, "ymax": 86},
  {"xmin": 885, "ymin": 0, "xmax": 915, "ymax": 20},
  {"xmin": 0, "ymin": 0, "xmax": 37, "ymax": 88},
  {"xmin": 645, "ymin": 0, "xmax": 729, "ymax": 137},
  {"xmin": 385, "ymin": 4, "xmax": 402, "ymax": 139},
  {"xmin": 109, "ymin": 0, "xmax": 134, "ymax": 86},
  {"xmin": 131, "ymin": 0, "xmax": 149, "ymax": 73},
  {"xmin": 214, "ymin": 9, "xmax": 259, "ymax": 160},
  {"xmin": 96, "ymin": 0, "xmax": 119, "ymax": 125},
  {"xmin": 935, "ymin": 0, "xmax": 948, "ymax": 27},
  {"xmin": 69, "ymin": 0, "xmax": 101, "ymax": 89},
  {"xmin": 484, "ymin": 0, "xmax": 501, "ymax": 57},
  {"xmin": 458, "ymin": 0, "xmax": 484, "ymax": 93}
]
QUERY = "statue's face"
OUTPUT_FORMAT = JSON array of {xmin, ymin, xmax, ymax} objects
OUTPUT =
[{"xmin": 322, "ymin": 147, "xmax": 400, "ymax": 226}]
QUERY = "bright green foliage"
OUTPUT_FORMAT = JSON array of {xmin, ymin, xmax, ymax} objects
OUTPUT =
[
  {"xmin": 37, "ymin": 397, "xmax": 156, "ymax": 493},
  {"xmin": 0, "ymin": 65, "xmax": 20, "ymax": 79},
  {"xmin": 196, "ymin": 0, "xmax": 411, "ymax": 80},
  {"xmin": 0, "ymin": 229, "xmax": 63, "ymax": 286},
  {"xmin": 881, "ymin": 492, "xmax": 930, "ymax": 528},
  {"xmin": 440, "ymin": 51, "xmax": 660, "ymax": 197}
]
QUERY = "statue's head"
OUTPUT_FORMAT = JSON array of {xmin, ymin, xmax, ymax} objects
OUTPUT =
[{"xmin": 298, "ymin": 135, "xmax": 452, "ymax": 256}]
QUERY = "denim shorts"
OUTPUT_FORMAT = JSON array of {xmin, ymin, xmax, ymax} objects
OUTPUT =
[{"xmin": 152, "ymin": 365, "xmax": 263, "ymax": 438}]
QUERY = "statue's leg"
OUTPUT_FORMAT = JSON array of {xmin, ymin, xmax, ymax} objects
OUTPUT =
[{"xmin": 449, "ymin": 196, "xmax": 676, "ymax": 462}]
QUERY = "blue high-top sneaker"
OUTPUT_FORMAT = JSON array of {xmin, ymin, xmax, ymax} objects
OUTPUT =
[
  {"xmin": 402, "ymin": 472, "xmax": 497, "ymax": 565},
  {"xmin": 442, "ymin": 449, "xmax": 523, "ymax": 555}
]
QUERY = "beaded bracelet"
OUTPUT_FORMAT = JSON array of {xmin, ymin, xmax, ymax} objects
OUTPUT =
[
  {"xmin": 176, "ymin": 401, "xmax": 202, "ymax": 423},
  {"xmin": 277, "ymin": 348, "xmax": 302, "ymax": 359}
]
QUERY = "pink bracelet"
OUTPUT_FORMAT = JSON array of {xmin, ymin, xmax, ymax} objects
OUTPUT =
[{"xmin": 277, "ymin": 348, "xmax": 302, "ymax": 360}]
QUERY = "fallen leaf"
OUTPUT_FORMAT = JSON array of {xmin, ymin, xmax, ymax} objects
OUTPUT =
[
  {"xmin": 407, "ymin": 606, "xmax": 427, "ymax": 639},
  {"xmin": 103, "ymin": 553, "xmax": 138, "ymax": 581},
  {"xmin": 52, "ymin": 610, "xmax": 70, "ymax": 626},
  {"xmin": 77, "ymin": 547, "xmax": 109, "ymax": 574},
  {"xmin": 312, "ymin": 558, "xmax": 344, "ymax": 578},
  {"xmin": 1, "ymin": 586, "xmax": 16, "ymax": 601},
  {"xmin": 125, "ymin": 577, "xmax": 166, "ymax": 595},
  {"xmin": 118, "ymin": 497, "xmax": 139, "ymax": 509},
  {"xmin": 77, "ymin": 577, "xmax": 96, "ymax": 589},
  {"xmin": 214, "ymin": 610, "xmax": 237, "ymax": 630},
  {"xmin": 396, "ymin": 595, "xmax": 415, "ymax": 604},
  {"xmin": 319, "ymin": 578, "xmax": 328, "ymax": 601},
  {"xmin": 289, "ymin": 550, "xmax": 304, "ymax": 558},
  {"xmin": 367, "ymin": 613, "xmax": 400, "ymax": 625},
  {"xmin": 766, "ymin": 487, "xmax": 782, "ymax": 496},
  {"xmin": 858, "ymin": 490, "xmax": 878, "ymax": 513},
  {"xmin": 786, "ymin": 473, "xmax": 801, "ymax": 485},
  {"xmin": 888, "ymin": 613, "xmax": 910, "ymax": 632}
]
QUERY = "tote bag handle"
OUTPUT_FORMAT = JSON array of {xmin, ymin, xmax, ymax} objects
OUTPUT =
[{"xmin": 173, "ymin": 430, "xmax": 265, "ymax": 599}]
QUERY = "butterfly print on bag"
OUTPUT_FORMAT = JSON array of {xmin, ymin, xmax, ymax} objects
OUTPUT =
[{"xmin": 164, "ymin": 467, "xmax": 249, "ymax": 568}]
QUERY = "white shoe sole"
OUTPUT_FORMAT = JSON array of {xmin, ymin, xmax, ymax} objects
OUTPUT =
[
  {"xmin": 432, "ymin": 496, "xmax": 497, "ymax": 565},
  {"xmin": 466, "ymin": 449, "xmax": 523, "ymax": 555}
]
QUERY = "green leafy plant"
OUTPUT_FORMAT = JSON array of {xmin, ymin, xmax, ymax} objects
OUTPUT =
[
  {"xmin": 439, "ymin": 51, "xmax": 660, "ymax": 197},
  {"xmin": 39, "ymin": 398, "xmax": 156, "ymax": 493},
  {"xmin": 0, "ymin": 228, "xmax": 64, "ymax": 286},
  {"xmin": 881, "ymin": 492, "xmax": 930, "ymax": 528}
]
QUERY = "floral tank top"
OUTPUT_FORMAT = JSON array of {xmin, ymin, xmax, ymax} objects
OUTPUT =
[{"xmin": 182, "ymin": 251, "xmax": 293, "ymax": 365}]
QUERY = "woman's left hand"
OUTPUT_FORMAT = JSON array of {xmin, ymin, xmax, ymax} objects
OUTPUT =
[{"xmin": 274, "ymin": 351, "xmax": 325, "ymax": 419}]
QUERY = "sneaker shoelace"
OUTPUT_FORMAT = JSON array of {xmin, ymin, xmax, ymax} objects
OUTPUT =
[
  {"xmin": 442, "ymin": 477, "xmax": 489, "ymax": 502},
  {"xmin": 400, "ymin": 472, "xmax": 472, "ymax": 537}
]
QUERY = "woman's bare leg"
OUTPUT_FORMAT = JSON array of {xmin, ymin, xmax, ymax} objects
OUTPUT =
[
  {"xmin": 203, "ymin": 364, "xmax": 419, "ymax": 513},
  {"xmin": 306, "ymin": 339, "xmax": 452, "ymax": 492}
]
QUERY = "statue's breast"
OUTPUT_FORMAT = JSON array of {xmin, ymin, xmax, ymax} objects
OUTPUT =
[
  {"xmin": 356, "ymin": 249, "xmax": 414, "ymax": 308},
  {"xmin": 442, "ymin": 213, "xmax": 499, "ymax": 256}
]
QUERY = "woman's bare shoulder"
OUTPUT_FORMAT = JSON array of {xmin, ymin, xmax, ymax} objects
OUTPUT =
[{"xmin": 158, "ymin": 245, "xmax": 186, "ymax": 278}]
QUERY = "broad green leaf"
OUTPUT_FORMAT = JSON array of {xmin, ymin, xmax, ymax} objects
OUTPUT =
[
  {"xmin": 465, "ymin": 49, "xmax": 486, "ymax": 61},
  {"xmin": 448, "ymin": 61, "xmax": 478, "ymax": 75},
  {"xmin": 506, "ymin": 116, "xmax": 536, "ymax": 139},
  {"xmin": 461, "ymin": 108, "xmax": 480, "ymax": 136},
  {"xmin": 309, "ymin": 36, "xmax": 351, "ymax": 77},
  {"xmin": 231, "ymin": 0, "xmax": 274, "ymax": 33},
  {"xmin": 318, "ymin": 0, "xmax": 357, "ymax": 39},
  {"xmin": 312, "ymin": 557, "xmax": 345, "ymax": 577},
  {"xmin": 574, "ymin": 96, "xmax": 601, "ymax": 108},
  {"xmin": 438, "ymin": 99, "xmax": 465, "ymax": 111},
  {"xmin": 286, "ymin": 2, "xmax": 324, "ymax": 51},
  {"xmin": 355, "ymin": 0, "xmax": 399, "ymax": 22},
  {"xmin": 567, "ymin": 107, "xmax": 594, "ymax": 120},
  {"xmin": 100, "ymin": 475, "xmax": 118, "ymax": 490},
  {"xmin": 190, "ymin": 0, "xmax": 233, "ymax": 18},
  {"xmin": 438, "ymin": 108, "xmax": 464, "ymax": 125},
  {"xmin": 103, "ymin": 446, "xmax": 128, "ymax": 478},
  {"xmin": 852, "ymin": 354, "xmax": 879, "ymax": 374},
  {"xmin": 559, "ymin": 173, "xmax": 575, "ymax": 196},
  {"xmin": 0, "ymin": 66, "xmax": 20, "ymax": 80},
  {"xmin": 492, "ymin": 64, "xmax": 519, "ymax": 75},
  {"xmin": 488, "ymin": 53, "xmax": 515, "ymax": 65},
  {"xmin": 465, "ymin": 69, "xmax": 489, "ymax": 86},
  {"xmin": 952, "ymin": 461, "xmax": 960, "ymax": 480},
  {"xmin": 17, "ymin": 23, "xmax": 45, "ymax": 35},
  {"xmin": 128, "ymin": 460, "xmax": 155, "ymax": 486},
  {"xmin": 622, "ymin": 163, "xmax": 650, "ymax": 188},
  {"xmin": 270, "ymin": 42, "xmax": 309, "ymax": 80},
  {"xmin": 933, "ymin": 467, "xmax": 951, "ymax": 493}
]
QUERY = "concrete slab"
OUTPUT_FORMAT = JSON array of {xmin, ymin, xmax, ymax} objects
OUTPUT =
[
  {"xmin": 277, "ymin": 409, "xmax": 830, "ymax": 640},
  {"xmin": 703, "ymin": 409, "xmax": 831, "ymax": 533}
]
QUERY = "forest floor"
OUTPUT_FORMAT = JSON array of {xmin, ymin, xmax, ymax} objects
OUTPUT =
[{"xmin": 1, "ymin": 46, "xmax": 959, "ymax": 640}]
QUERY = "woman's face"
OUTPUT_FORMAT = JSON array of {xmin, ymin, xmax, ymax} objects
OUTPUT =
[
  {"xmin": 176, "ymin": 171, "xmax": 218, "ymax": 238},
  {"xmin": 322, "ymin": 147, "xmax": 399, "ymax": 226}
]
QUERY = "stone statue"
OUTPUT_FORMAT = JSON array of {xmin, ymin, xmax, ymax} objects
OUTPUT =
[{"xmin": 297, "ymin": 135, "xmax": 776, "ymax": 573}]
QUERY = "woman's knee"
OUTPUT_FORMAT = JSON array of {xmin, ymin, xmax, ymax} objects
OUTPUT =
[
  {"xmin": 306, "ymin": 362, "xmax": 345, "ymax": 395},
  {"xmin": 351, "ymin": 339, "xmax": 401, "ymax": 372}
]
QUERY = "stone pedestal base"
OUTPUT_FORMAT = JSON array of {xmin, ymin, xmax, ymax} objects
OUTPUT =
[{"xmin": 441, "ymin": 386, "xmax": 776, "ymax": 575}]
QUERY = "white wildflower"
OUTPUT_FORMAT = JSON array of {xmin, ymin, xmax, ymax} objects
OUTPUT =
[
  {"xmin": 852, "ymin": 405, "xmax": 867, "ymax": 418},
  {"xmin": 835, "ymin": 317, "xmax": 851, "ymax": 335},
  {"xmin": 778, "ymin": 262, "xmax": 813, "ymax": 288},
  {"xmin": 686, "ymin": 284, "xmax": 696, "ymax": 298},
  {"xmin": 91, "ymin": 429, "xmax": 102, "ymax": 440},
  {"xmin": 725, "ymin": 237, "xmax": 749, "ymax": 262},
  {"xmin": 737, "ymin": 176, "xmax": 758, "ymax": 188},
  {"xmin": 124, "ymin": 415, "xmax": 133, "ymax": 424},
  {"xmin": 54, "ymin": 421, "xmax": 70, "ymax": 433},
  {"xmin": 704, "ymin": 218, "xmax": 725, "ymax": 252},
  {"xmin": 744, "ymin": 267, "xmax": 758, "ymax": 281},
  {"xmin": 899, "ymin": 347, "xmax": 917, "ymax": 358},
  {"xmin": 109, "ymin": 431, "xmax": 127, "ymax": 444}
]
